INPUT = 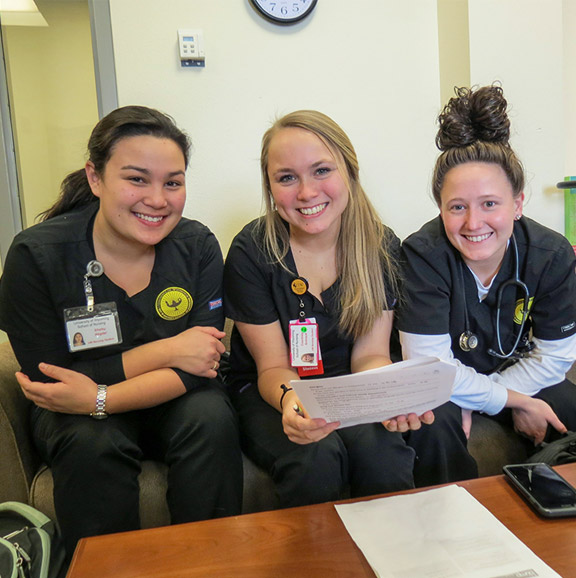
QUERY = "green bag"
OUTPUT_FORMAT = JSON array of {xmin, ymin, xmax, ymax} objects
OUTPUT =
[
  {"xmin": 526, "ymin": 431, "xmax": 576, "ymax": 466},
  {"xmin": 0, "ymin": 502, "xmax": 65, "ymax": 578}
]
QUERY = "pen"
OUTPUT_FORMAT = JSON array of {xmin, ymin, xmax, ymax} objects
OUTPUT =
[{"xmin": 293, "ymin": 403, "xmax": 304, "ymax": 417}]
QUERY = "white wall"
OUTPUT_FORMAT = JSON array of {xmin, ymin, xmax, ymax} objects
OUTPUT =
[
  {"xmin": 108, "ymin": 0, "xmax": 441, "ymax": 253},
  {"xmin": 469, "ymin": 0, "xmax": 566, "ymax": 232},
  {"xmin": 564, "ymin": 0, "xmax": 576, "ymax": 178},
  {"xmin": 108, "ymin": 0, "xmax": 571, "ymax": 253},
  {"xmin": 438, "ymin": 0, "xmax": 470, "ymax": 104}
]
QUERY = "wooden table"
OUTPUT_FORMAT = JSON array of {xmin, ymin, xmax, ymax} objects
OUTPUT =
[{"xmin": 66, "ymin": 464, "xmax": 576, "ymax": 578}]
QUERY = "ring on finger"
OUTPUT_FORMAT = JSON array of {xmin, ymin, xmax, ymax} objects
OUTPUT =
[{"xmin": 212, "ymin": 361, "xmax": 219, "ymax": 371}]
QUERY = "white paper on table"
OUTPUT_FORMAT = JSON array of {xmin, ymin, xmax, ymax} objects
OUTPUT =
[
  {"xmin": 290, "ymin": 356, "xmax": 455, "ymax": 428},
  {"xmin": 335, "ymin": 485, "xmax": 561, "ymax": 578}
]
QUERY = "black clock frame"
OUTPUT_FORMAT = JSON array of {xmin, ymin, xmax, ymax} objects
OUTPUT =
[{"xmin": 249, "ymin": 0, "xmax": 318, "ymax": 26}]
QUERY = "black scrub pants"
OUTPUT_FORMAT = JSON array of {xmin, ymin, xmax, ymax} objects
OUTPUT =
[
  {"xmin": 31, "ymin": 383, "xmax": 243, "ymax": 559},
  {"xmin": 404, "ymin": 401, "xmax": 479, "ymax": 487},
  {"xmin": 535, "ymin": 379, "xmax": 576, "ymax": 435},
  {"xmin": 232, "ymin": 383, "xmax": 416, "ymax": 508}
]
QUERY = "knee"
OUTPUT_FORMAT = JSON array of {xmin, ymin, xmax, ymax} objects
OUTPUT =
[
  {"xmin": 169, "ymin": 389, "xmax": 240, "ymax": 449},
  {"xmin": 433, "ymin": 402, "xmax": 464, "ymax": 425},
  {"xmin": 272, "ymin": 440, "xmax": 347, "ymax": 507},
  {"xmin": 425, "ymin": 403, "xmax": 467, "ymax": 440},
  {"xmin": 61, "ymin": 420, "xmax": 138, "ymax": 461},
  {"xmin": 44, "ymin": 420, "xmax": 141, "ymax": 484}
]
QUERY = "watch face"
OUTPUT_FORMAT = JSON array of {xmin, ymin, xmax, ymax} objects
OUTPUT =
[{"xmin": 250, "ymin": 0, "xmax": 318, "ymax": 25}]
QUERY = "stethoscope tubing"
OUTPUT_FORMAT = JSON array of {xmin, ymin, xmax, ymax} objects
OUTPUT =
[{"xmin": 459, "ymin": 233, "xmax": 530, "ymax": 360}]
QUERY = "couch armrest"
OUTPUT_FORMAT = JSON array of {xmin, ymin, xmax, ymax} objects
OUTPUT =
[
  {"xmin": 0, "ymin": 341, "xmax": 39, "ymax": 502},
  {"xmin": 567, "ymin": 362, "xmax": 576, "ymax": 385}
]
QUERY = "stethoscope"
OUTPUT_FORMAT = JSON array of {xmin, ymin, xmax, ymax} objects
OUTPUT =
[{"xmin": 459, "ymin": 233, "xmax": 531, "ymax": 360}]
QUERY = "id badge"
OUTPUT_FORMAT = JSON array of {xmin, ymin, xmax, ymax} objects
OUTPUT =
[
  {"xmin": 289, "ymin": 318, "xmax": 324, "ymax": 376},
  {"xmin": 64, "ymin": 302, "xmax": 122, "ymax": 352}
]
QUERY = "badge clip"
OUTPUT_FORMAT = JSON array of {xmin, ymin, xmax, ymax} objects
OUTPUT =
[
  {"xmin": 64, "ymin": 260, "xmax": 122, "ymax": 352},
  {"xmin": 84, "ymin": 260, "xmax": 104, "ymax": 312},
  {"xmin": 291, "ymin": 278, "xmax": 309, "ymax": 320}
]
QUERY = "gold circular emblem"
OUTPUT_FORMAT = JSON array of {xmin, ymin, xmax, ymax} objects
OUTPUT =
[
  {"xmin": 513, "ymin": 297, "xmax": 533, "ymax": 325},
  {"xmin": 291, "ymin": 278, "xmax": 308, "ymax": 296},
  {"xmin": 156, "ymin": 287, "xmax": 193, "ymax": 320}
]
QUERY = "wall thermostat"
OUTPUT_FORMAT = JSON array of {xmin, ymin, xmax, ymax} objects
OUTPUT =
[{"xmin": 178, "ymin": 29, "xmax": 205, "ymax": 67}]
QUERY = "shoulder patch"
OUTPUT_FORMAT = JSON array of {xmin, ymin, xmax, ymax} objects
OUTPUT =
[{"xmin": 209, "ymin": 298, "xmax": 223, "ymax": 310}]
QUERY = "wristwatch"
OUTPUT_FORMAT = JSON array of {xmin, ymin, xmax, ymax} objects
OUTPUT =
[{"xmin": 90, "ymin": 384, "xmax": 109, "ymax": 419}]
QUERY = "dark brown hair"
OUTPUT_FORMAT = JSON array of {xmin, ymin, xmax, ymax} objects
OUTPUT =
[{"xmin": 432, "ymin": 84, "xmax": 524, "ymax": 205}]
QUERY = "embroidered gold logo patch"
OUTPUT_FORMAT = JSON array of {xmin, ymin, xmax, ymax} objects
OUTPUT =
[
  {"xmin": 513, "ymin": 297, "xmax": 533, "ymax": 325},
  {"xmin": 156, "ymin": 287, "xmax": 193, "ymax": 320}
]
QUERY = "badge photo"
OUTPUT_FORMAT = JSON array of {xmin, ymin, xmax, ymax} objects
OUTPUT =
[
  {"xmin": 289, "ymin": 320, "xmax": 318, "ymax": 367},
  {"xmin": 64, "ymin": 302, "xmax": 122, "ymax": 352},
  {"xmin": 289, "ymin": 318, "xmax": 325, "ymax": 376}
]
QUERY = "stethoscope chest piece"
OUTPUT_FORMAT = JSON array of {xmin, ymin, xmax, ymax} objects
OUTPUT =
[{"xmin": 459, "ymin": 330, "xmax": 479, "ymax": 352}]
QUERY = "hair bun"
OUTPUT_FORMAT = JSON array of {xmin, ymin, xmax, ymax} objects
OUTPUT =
[{"xmin": 435, "ymin": 84, "xmax": 510, "ymax": 151}]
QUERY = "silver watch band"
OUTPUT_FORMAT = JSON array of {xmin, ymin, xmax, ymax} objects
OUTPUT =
[{"xmin": 90, "ymin": 384, "xmax": 108, "ymax": 419}]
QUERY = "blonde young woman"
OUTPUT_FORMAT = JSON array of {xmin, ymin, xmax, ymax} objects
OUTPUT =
[{"xmin": 224, "ymin": 110, "xmax": 465, "ymax": 507}]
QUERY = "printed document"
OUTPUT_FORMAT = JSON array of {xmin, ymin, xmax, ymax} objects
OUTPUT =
[
  {"xmin": 335, "ymin": 485, "xmax": 560, "ymax": 578},
  {"xmin": 290, "ymin": 357, "xmax": 455, "ymax": 428}
]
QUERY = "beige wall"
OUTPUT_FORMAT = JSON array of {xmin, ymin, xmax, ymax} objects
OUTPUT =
[
  {"xmin": 438, "ymin": 0, "xmax": 470, "ymax": 105},
  {"xmin": 4, "ymin": 0, "xmax": 572, "ymax": 246},
  {"xmin": 109, "ymin": 0, "xmax": 442, "ymax": 253},
  {"xmin": 564, "ymin": 0, "xmax": 576, "ymax": 178},
  {"xmin": 107, "ymin": 0, "xmax": 573, "ymax": 253},
  {"xmin": 3, "ymin": 0, "xmax": 98, "ymax": 226},
  {"xmin": 469, "ymin": 0, "xmax": 566, "ymax": 233}
]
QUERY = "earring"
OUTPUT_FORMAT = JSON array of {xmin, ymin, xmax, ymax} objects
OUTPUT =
[{"xmin": 514, "ymin": 214, "xmax": 522, "ymax": 221}]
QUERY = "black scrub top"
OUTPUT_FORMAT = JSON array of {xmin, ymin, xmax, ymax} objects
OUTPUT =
[
  {"xmin": 396, "ymin": 216, "xmax": 576, "ymax": 375},
  {"xmin": 223, "ymin": 218, "xmax": 400, "ymax": 391},
  {"xmin": 0, "ymin": 203, "xmax": 224, "ymax": 390}
]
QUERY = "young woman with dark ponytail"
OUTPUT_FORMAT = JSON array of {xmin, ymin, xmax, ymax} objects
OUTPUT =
[{"xmin": 0, "ymin": 105, "xmax": 242, "ymax": 559}]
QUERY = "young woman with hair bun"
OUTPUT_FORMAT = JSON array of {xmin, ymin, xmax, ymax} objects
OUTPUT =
[{"xmin": 397, "ymin": 84, "xmax": 576, "ymax": 468}]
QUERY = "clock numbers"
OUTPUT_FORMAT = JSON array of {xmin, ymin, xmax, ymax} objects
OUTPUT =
[{"xmin": 250, "ymin": 0, "xmax": 318, "ymax": 25}]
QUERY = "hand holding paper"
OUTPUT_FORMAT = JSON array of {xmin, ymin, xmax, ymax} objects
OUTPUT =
[{"xmin": 290, "ymin": 357, "xmax": 455, "ymax": 429}]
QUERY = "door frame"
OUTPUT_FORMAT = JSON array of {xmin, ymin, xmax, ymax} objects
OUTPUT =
[
  {"xmin": 0, "ymin": 0, "xmax": 118, "ymax": 265},
  {"xmin": 88, "ymin": 0, "xmax": 118, "ymax": 118},
  {"xmin": 0, "ymin": 25, "xmax": 21, "ymax": 267}
]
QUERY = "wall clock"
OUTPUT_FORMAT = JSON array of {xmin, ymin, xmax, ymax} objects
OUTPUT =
[{"xmin": 249, "ymin": 0, "xmax": 318, "ymax": 25}]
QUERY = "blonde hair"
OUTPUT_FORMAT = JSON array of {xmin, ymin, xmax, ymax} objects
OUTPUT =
[{"xmin": 258, "ymin": 110, "xmax": 399, "ymax": 339}]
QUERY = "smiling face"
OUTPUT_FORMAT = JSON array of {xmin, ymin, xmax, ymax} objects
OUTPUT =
[
  {"xmin": 266, "ymin": 127, "xmax": 349, "ymax": 241},
  {"xmin": 439, "ymin": 162, "xmax": 523, "ymax": 283},
  {"xmin": 87, "ymin": 135, "xmax": 187, "ymax": 251}
]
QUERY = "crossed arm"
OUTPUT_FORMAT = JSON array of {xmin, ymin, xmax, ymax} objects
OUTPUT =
[{"xmin": 15, "ymin": 325, "xmax": 226, "ymax": 415}]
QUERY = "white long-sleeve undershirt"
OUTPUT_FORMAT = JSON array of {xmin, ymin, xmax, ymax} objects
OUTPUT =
[{"xmin": 399, "ymin": 331, "xmax": 576, "ymax": 415}]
